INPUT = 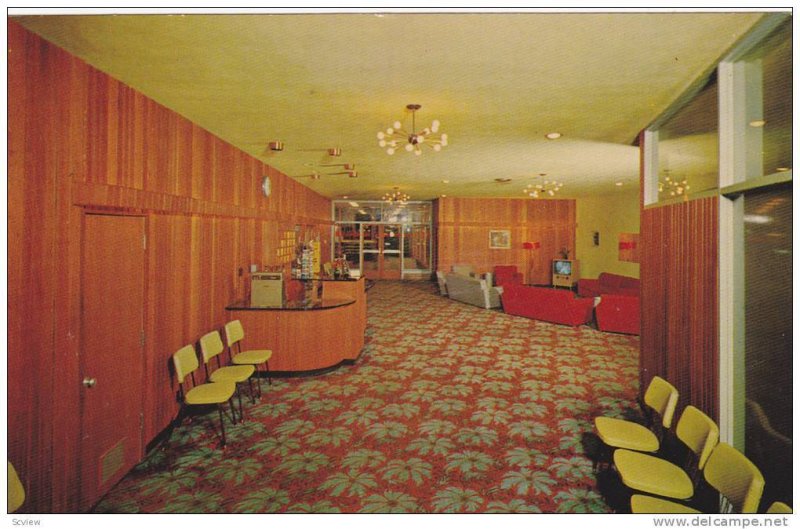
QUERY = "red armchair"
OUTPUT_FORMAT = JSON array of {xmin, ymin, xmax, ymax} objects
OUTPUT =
[
  {"xmin": 578, "ymin": 272, "xmax": 640, "ymax": 298},
  {"xmin": 493, "ymin": 265, "xmax": 524, "ymax": 288},
  {"xmin": 596, "ymin": 294, "xmax": 640, "ymax": 335},
  {"xmin": 501, "ymin": 285, "xmax": 594, "ymax": 327}
]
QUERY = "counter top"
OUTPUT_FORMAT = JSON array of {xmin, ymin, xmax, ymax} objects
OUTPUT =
[{"xmin": 226, "ymin": 297, "xmax": 355, "ymax": 311}]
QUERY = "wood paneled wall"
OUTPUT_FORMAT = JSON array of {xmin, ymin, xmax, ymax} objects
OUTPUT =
[
  {"xmin": 7, "ymin": 21, "xmax": 331, "ymax": 512},
  {"xmin": 640, "ymin": 197, "xmax": 719, "ymax": 420},
  {"xmin": 435, "ymin": 197, "xmax": 576, "ymax": 285}
]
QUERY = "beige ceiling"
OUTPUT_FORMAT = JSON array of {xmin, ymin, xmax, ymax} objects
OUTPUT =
[{"xmin": 14, "ymin": 11, "xmax": 765, "ymax": 200}]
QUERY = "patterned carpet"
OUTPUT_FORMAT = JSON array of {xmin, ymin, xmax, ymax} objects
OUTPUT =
[{"xmin": 94, "ymin": 280, "xmax": 640, "ymax": 513}]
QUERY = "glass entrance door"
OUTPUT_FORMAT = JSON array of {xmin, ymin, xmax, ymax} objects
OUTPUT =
[{"xmin": 362, "ymin": 224, "xmax": 402, "ymax": 280}]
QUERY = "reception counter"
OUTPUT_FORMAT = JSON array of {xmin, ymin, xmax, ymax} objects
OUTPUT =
[{"xmin": 226, "ymin": 277, "xmax": 367, "ymax": 374}]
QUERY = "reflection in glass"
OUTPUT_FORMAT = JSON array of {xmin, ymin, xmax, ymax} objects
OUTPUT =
[
  {"xmin": 332, "ymin": 201, "xmax": 432, "ymax": 279},
  {"xmin": 335, "ymin": 223, "xmax": 361, "ymax": 272},
  {"xmin": 742, "ymin": 19, "xmax": 792, "ymax": 178},
  {"xmin": 383, "ymin": 225, "xmax": 400, "ymax": 251},
  {"xmin": 744, "ymin": 185, "xmax": 792, "ymax": 508},
  {"xmin": 657, "ymin": 75, "xmax": 719, "ymax": 201}
]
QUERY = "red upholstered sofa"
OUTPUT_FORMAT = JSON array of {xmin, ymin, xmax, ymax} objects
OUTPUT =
[
  {"xmin": 501, "ymin": 285, "xmax": 594, "ymax": 327},
  {"xmin": 578, "ymin": 272, "xmax": 640, "ymax": 298},
  {"xmin": 493, "ymin": 265, "xmax": 524, "ymax": 288},
  {"xmin": 595, "ymin": 294, "xmax": 640, "ymax": 335}
]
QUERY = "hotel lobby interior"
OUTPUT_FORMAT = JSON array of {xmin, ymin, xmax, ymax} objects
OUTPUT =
[{"xmin": 7, "ymin": 9, "xmax": 792, "ymax": 516}]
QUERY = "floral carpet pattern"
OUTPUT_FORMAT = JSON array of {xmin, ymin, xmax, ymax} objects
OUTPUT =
[{"xmin": 94, "ymin": 280, "xmax": 640, "ymax": 513}]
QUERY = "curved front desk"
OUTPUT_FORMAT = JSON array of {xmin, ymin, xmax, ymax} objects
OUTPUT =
[{"xmin": 226, "ymin": 277, "xmax": 366, "ymax": 374}]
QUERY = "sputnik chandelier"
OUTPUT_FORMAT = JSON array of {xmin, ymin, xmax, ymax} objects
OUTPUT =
[
  {"xmin": 523, "ymin": 174, "xmax": 563, "ymax": 198},
  {"xmin": 383, "ymin": 187, "xmax": 411, "ymax": 204},
  {"xmin": 659, "ymin": 171, "xmax": 690, "ymax": 197},
  {"xmin": 377, "ymin": 104, "xmax": 448, "ymax": 155}
]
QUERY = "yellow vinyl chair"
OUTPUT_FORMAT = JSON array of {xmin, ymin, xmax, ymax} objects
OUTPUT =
[
  {"xmin": 766, "ymin": 501, "xmax": 792, "ymax": 514},
  {"xmin": 172, "ymin": 344, "xmax": 237, "ymax": 447},
  {"xmin": 224, "ymin": 319, "xmax": 273, "ymax": 396},
  {"xmin": 8, "ymin": 461, "xmax": 25, "ymax": 513},
  {"xmin": 594, "ymin": 376, "xmax": 679, "ymax": 462},
  {"xmin": 614, "ymin": 405, "xmax": 719, "ymax": 504},
  {"xmin": 631, "ymin": 442, "xmax": 765, "ymax": 514},
  {"xmin": 199, "ymin": 330, "xmax": 255, "ymax": 420}
]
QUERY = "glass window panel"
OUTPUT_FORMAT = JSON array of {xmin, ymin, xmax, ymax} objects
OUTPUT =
[
  {"xmin": 334, "ymin": 202, "xmax": 383, "ymax": 222},
  {"xmin": 334, "ymin": 223, "xmax": 361, "ymax": 271},
  {"xmin": 657, "ymin": 76, "xmax": 719, "ymax": 201},
  {"xmin": 382, "ymin": 202, "xmax": 432, "ymax": 223},
  {"xmin": 334, "ymin": 200, "xmax": 431, "ymax": 223},
  {"xmin": 362, "ymin": 224, "xmax": 380, "ymax": 253},
  {"xmin": 743, "ymin": 185, "xmax": 792, "ymax": 509},
  {"xmin": 382, "ymin": 224, "xmax": 401, "ymax": 251},
  {"xmin": 742, "ymin": 19, "xmax": 792, "ymax": 178},
  {"xmin": 333, "ymin": 201, "xmax": 431, "ymax": 279}
]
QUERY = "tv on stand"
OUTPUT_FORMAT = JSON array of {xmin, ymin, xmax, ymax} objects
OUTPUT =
[{"xmin": 552, "ymin": 259, "xmax": 579, "ymax": 288}]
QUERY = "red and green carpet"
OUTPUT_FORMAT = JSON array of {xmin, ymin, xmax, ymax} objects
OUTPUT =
[{"xmin": 94, "ymin": 280, "xmax": 640, "ymax": 513}]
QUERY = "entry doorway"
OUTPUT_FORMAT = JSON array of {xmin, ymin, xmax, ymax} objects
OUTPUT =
[
  {"xmin": 362, "ymin": 223, "xmax": 402, "ymax": 280},
  {"xmin": 80, "ymin": 213, "xmax": 146, "ymax": 510}
]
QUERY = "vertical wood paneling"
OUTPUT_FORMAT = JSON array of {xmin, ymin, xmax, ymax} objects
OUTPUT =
[
  {"xmin": 435, "ymin": 197, "xmax": 576, "ymax": 284},
  {"xmin": 641, "ymin": 197, "xmax": 719, "ymax": 420},
  {"xmin": 7, "ymin": 21, "xmax": 332, "ymax": 512}
]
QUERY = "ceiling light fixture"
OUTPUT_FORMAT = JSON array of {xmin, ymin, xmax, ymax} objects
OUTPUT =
[
  {"xmin": 295, "ymin": 171, "xmax": 321, "ymax": 180},
  {"xmin": 320, "ymin": 163, "xmax": 355, "ymax": 170},
  {"xmin": 523, "ymin": 174, "xmax": 563, "ymax": 198},
  {"xmin": 659, "ymin": 172, "xmax": 690, "ymax": 197},
  {"xmin": 268, "ymin": 141, "xmax": 285, "ymax": 151},
  {"xmin": 294, "ymin": 169, "xmax": 357, "ymax": 180},
  {"xmin": 383, "ymin": 187, "xmax": 411, "ymax": 204},
  {"xmin": 545, "ymin": 132, "xmax": 562, "ymax": 140},
  {"xmin": 328, "ymin": 170, "xmax": 358, "ymax": 178},
  {"xmin": 377, "ymin": 104, "xmax": 448, "ymax": 156}
]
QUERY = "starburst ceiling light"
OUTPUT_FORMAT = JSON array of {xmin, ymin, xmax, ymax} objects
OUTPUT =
[
  {"xmin": 382, "ymin": 187, "xmax": 411, "ymax": 204},
  {"xmin": 523, "ymin": 174, "xmax": 563, "ymax": 198},
  {"xmin": 659, "ymin": 173, "xmax": 690, "ymax": 197},
  {"xmin": 377, "ymin": 104, "xmax": 448, "ymax": 156}
]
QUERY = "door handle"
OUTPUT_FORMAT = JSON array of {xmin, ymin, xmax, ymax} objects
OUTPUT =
[{"xmin": 82, "ymin": 377, "xmax": 97, "ymax": 388}]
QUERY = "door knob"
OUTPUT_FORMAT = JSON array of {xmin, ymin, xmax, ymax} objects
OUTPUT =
[{"xmin": 82, "ymin": 377, "xmax": 97, "ymax": 388}]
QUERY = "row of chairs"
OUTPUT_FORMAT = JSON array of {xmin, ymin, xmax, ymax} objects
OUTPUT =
[
  {"xmin": 594, "ymin": 376, "xmax": 791, "ymax": 514},
  {"xmin": 171, "ymin": 319, "xmax": 272, "ymax": 447}
]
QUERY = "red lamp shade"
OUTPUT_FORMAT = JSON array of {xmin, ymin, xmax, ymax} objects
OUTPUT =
[{"xmin": 523, "ymin": 241, "xmax": 541, "ymax": 250}]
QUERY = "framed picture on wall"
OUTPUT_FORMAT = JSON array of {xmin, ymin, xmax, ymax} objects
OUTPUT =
[{"xmin": 489, "ymin": 229, "xmax": 511, "ymax": 249}]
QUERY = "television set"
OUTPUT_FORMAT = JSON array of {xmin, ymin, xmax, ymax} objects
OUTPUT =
[
  {"xmin": 553, "ymin": 259, "xmax": 572, "ymax": 276},
  {"xmin": 552, "ymin": 259, "xmax": 580, "ymax": 288}
]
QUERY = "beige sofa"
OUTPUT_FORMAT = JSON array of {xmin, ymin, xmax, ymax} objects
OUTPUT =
[{"xmin": 444, "ymin": 272, "xmax": 502, "ymax": 309}]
